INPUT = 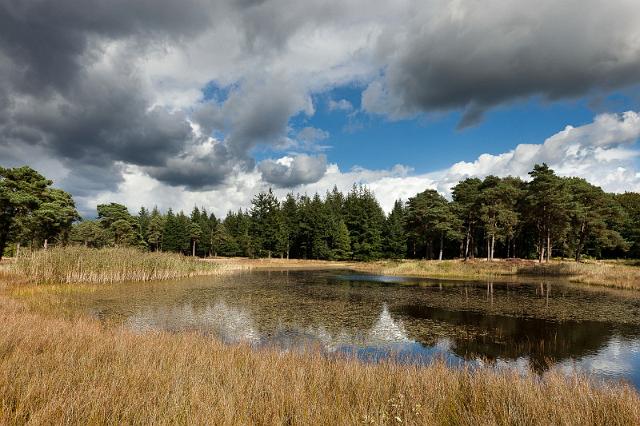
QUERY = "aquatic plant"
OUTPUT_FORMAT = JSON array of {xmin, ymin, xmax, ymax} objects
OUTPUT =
[{"xmin": 11, "ymin": 246, "xmax": 228, "ymax": 284}]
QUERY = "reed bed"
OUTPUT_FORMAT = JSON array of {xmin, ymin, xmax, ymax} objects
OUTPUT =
[
  {"xmin": 355, "ymin": 259, "xmax": 522, "ymax": 279},
  {"xmin": 352, "ymin": 259, "xmax": 640, "ymax": 290},
  {"xmin": 0, "ymin": 296, "xmax": 637, "ymax": 425},
  {"xmin": 11, "ymin": 247, "xmax": 227, "ymax": 284},
  {"xmin": 518, "ymin": 261, "xmax": 640, "ymax": 289}
]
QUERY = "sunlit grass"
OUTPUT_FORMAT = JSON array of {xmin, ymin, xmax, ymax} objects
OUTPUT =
[
  {"xmin": 0, "ymin": 296, "xmax": 638, "ymax": 425},
  {"xmin": 10, "ymin": 247, "xmax": 234, "ymax": 284},
  {"xmin": 353, "ymin": 258, "xmax": 640, "ymax": 290}
]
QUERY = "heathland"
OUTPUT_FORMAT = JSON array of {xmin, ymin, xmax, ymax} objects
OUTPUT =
[{"xmin": 1, "ymin": 248, "xmax": 640, "ymax": 424}]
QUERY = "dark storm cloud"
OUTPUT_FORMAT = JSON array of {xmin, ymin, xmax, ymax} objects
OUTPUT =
[
  {"xmin": 0, "ymin": 0, "xmax": 233, "ymax": 193},
  {"xmin": 224, "ymin": 82, "xmax": 313, "ymax": 158},
  {"xmin": 144, "ymin": 140, "xmax": 237, "ymax": 190},
  {"xmin": 258, "ymin": 154, "xmax": 327, "ymax": 187},
  {"xmin": 2, "ymin": 0, "xmax": 640, "ymax": 206},
  {"xmin": 363, "ymin": 0, "xmax": 640, "ymax": 127},
  {"xmin": 0, "ymin": 0, "xmax": 215, "ymax": 94}
]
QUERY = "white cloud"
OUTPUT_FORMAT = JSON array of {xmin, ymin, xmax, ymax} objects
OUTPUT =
[
  {"xmin": 258, "ymin": 154, "xmax": 329, "ymax": 187},
  {"xmin": 328, "ymin": 99, "xmax": 354, "ymax": 112},
  {"xmin": 87, "ymin": 111, "xmax": 640, "ymax": 216}
]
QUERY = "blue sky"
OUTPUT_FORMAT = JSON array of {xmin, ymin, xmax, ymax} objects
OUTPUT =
[{"xmin": 271, "ymin": 85, "xmax": 640, "ymax": 174}]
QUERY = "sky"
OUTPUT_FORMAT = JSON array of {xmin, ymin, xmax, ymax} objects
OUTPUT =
[{"xmin": 1, "ymin": 0, "xmax": 640, "ymax": 217}]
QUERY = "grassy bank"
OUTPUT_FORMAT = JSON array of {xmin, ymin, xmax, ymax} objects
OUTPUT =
[
  {"xmin": 353, "ymin": 258, "xmax": 640, "ymax": 290},
  {"xmin": 0, "ymin": 297, "xmax": 638, "ymax": 425},
  {"xmin": 8, "ymin": 249, "xmax": 640, "ymax": 289},
  {"xmin": 10, "ymin": 247, "xmax": 236, "ymax": 284}
]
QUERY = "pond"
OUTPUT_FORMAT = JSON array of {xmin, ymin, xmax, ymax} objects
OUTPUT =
[{"xmin": 59, "ymin": 269, "xmax": 640, "ymax": 388}]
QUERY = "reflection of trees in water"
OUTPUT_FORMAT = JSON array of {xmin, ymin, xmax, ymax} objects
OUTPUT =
[
  {"xmin": 124, "ymin": 301, "xmax": 260, "ymax": 344},
  {"xmin": 79, "ymin": 270, "xmax": 640, "ymax": 372},
  {"xmin": 120, "ymin": 300, "xmax": 414, "ymax": 353},
  {"xmin": 394, "ymin": 304, "xmax": 639, "ymax": 372}
]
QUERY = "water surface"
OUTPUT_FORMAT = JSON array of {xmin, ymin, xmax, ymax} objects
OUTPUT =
[{"xmin": 59, "ymin": 270, "xmax": 640, "ymax": 388}]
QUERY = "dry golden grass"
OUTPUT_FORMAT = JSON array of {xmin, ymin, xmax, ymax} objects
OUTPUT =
[
  {"xmin": 0, "ymin": 296, "xmax": 638, "ymax": 425},
  {"xmin": 352, "ymin": 258, "xmax": 640, "ymax": 290},
  {"xmin": 356, "ymin": 259, "xmax": 521, "ymax": 279},
  {"xmin": 518, "ymin": 261, "xmax": 640, "ymax": 289},
  {"xmin": 10, "ymin": 246, "xmax": 241, "ymax": 284}
]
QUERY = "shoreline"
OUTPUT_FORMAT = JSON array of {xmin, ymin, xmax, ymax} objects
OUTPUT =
[
  {"xmin": 1, "ymin": 250, "xmax": 640, "ymax": 423},
  {"xmin": 205, "ymin": 257, "xmax": 640, "ymax": 290}
]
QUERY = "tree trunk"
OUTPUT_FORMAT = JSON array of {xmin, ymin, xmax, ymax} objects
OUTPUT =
[
  {"xmin": 490, "ymin": 235, "xmax": 495, "ymax": 261},
  {"xmin": 192, "ymin": 240, "xmax": 196, "ymax": 257},
  {"xmin": 576, "ymin": 228, "xmax": 585, "ymax": 262},
  {"xmin": 539, "ymin": 238, "xmax": 545, "ymax": 263},
  {"xmin": 0, "ymin": 233, "xmax": 6, "ymax": 261},
  {"xmin": 439, "ymin": 233, "xmax": 444, "ymax": 261},
  {"xmin": 546, "ymin": 228, "xmax": 551, "ymax": 262},
  {"xmin": 464, "ymin": 227, "xmax": 470, "ymax": 260},
  {"xmin": 43, "ymin": 238, "xmax": 48, "ymax": 250},
  {"xmin": 506, "ymin": 238, "xmax": 510, "ymax": 259},
  {"xmin": 15, "ymin": 242, "xmax": 21, "ymax": 258},
  {"xmin": 487, "ymin": 238, "xmax": 490, "ymax": 261}
]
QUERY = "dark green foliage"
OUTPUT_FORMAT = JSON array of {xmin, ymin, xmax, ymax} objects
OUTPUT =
[
  {"xmin": 452, "ymin": 178, "xmax": 483, "ymax": 260},
  {"xmin": 526, "ymin": 164, "xmax": 572, "ymax": 262},
  {"xmin": 565, "ymin": 178, "xmax": 626, "ymax": 261},
  {"xmin": 614, "ymin": 192, "xmax": 640, "ymax": 258},
  {"xmin": 6, "ymin": 164, "xmax": 640, "ymax": 262},
  {"xmin": 249, "ymin": 189, "xmax": 286, "ymax": 258},
  {"xmin": 96, "ymin": 202, "xmax": 142, "ymax": 247},
  {"xmin": 478, "ymin": 176, "xmax": 524, "ymax": 260},
  {"xmin": 162, "ymin": 209, "xmax": 180, "ymax": 252},
  {"xmin": 70, "ymin": 220, "xmax": 107, "ymax": 248},
  {"xmin": 0, "ymin": 166, "xmax": 79, "ymax": 257},
  {"xmin": 407, "ymin": 189, "xmax": 460, "ymax": 260},
  {"xmin": 147, "ymin": 207, "xmax": 164, "ymax": 251},
  {"xmin": 137, "ymin": 207, "xmax": 150, "ymax": 242},
  {"xmin": 223, "ymin": 209, "xmax": 252, "ymax": 256},
  {"xmin": 383, "ymin": 200, "xmax": 407, "ymax": 259},
  {"xmin": 344, "ymin": 185, "xmax": 384, "ymax": 260},
  {"xmin": 332, "ymin": 220, "xmax": 352, "ymax": 260}
]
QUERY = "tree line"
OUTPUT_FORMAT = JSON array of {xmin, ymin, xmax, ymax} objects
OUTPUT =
[{"xmin": 2, "ymin": 164, "xmax": 640, "ymax": 262}]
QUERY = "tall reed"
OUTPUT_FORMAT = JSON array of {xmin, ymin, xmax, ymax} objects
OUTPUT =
[{"xmin": 12, "ymin": 246, "xmax": 224, "ymax": 284}]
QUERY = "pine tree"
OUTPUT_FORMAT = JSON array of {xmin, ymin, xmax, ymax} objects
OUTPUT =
[
  {"xmin": 407, "ymin": 189, "xmax": 460, "ymax": 260},
  {"xmin": 250, "ymin": 189, "xmax": 286, "ymax": 258},
  {"xmin": 344, "ymin": 185, "xmax": 384, "ymax": 260},
  {"xmin": 526, "ymin": 164, "xmax": 571, "ymax": 262},
  {"xmin": 189, "ymin": 222, "xmax": 202, "ymax": 256},
  {"xmin": 478, "ymin": 176, "xmax": 523, "ymax": 261},
  {"xmin": 147, "ymin": 207, "xmax": 164, "ymax": 251},
  {"xmin": 137, "ymin": 207, "xmax": 150, "ymax": 244},
  {"xmin": 281, "ymin": 193, "xmax": 298, "ymax": 259},
  {"xmin": 332, "ymin": 219, "xmax": 351, "ymax": 260},
  {"xmin": 383, "ymin": 200, "xmax": 407, "ymax": 258},
  {"xmin": 162, "ymin": 209, "xmax": 180, "ymax": 252},
  {"xmin": 452, "ymin": 178, "xmax": 482, "ymax": 260},
  {"xmin": 565, "ymin": 178, "xmax": 626, "ymax": 261}
]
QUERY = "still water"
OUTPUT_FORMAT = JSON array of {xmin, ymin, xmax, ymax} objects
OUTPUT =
[{"xmin": 66, "ymin": 270, "xmax": 640, "ymax": 388}]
